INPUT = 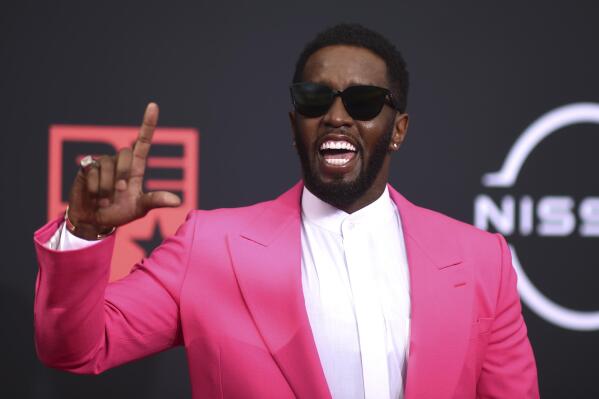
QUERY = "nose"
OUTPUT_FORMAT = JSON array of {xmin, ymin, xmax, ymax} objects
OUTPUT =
[{"xmin": 322, "ymin": 97, "xmax": 353, "ymax": 127}]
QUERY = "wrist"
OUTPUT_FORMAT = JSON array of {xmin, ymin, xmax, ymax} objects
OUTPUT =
[{"xmin": 65, "ymin": 206, "xmax": 116, "ymax": 240}]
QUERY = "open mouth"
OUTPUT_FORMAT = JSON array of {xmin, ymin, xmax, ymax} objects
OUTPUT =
[{"xmin": 319, "ymin": 139, "xmax": 358, "ymax": 166}]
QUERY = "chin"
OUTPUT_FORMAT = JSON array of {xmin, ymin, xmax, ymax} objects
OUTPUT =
[{"xmin": 305, "ymin": 172, "xmax": 371, "ymax": 208}]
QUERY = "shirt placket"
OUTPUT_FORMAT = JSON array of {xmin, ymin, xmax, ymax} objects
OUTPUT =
[{"xmin": 342, "ymin": 219, "xmax": 390, "ymax": 399}]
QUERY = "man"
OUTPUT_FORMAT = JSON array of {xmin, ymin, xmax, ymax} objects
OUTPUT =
[{"xmin": 34, "ymin": 24, "xmax": 539, "ymax": 398}]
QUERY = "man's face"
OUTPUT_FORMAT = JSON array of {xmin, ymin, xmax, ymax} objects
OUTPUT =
[{"xmin": 290, "ymin": 45, "xmax": 408, "ymax": 211}]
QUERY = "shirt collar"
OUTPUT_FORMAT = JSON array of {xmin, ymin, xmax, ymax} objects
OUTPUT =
[{"xmin": 301, "ymin": 185, "xmax": 397, "ymax": 235}]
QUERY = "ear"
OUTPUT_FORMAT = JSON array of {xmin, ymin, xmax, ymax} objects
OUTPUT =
[{"xmin": 389, "ymin": 113, "xmax": 409, "ymax": 152}]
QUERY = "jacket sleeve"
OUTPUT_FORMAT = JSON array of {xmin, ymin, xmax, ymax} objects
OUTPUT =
[
  {"xmin": 477, "ymin": 234, "xmax": 540, "ymax": 398},
  {"xmin": 33, "ymin": 211, "xmax": 197, "ymax": 374}
]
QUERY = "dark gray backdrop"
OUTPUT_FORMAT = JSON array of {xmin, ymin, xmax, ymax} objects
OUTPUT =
[{"xmin": 2, "ymin": 1, "xmax": 598, "ymax": 397}]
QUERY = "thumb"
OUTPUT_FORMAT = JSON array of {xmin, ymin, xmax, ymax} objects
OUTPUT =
[{"xmin": 140, "ymin": 191, "xmax": 182, "ymax": 212}]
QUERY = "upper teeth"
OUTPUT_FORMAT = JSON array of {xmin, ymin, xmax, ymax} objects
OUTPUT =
[{"xmin": 320, "ymin": 140, "xmax": 356, "ymax": 151}]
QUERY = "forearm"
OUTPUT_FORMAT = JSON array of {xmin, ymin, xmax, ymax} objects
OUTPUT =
[{"xmin": 34, "ymin": 217, "xmax": 115, "ymax": 372}]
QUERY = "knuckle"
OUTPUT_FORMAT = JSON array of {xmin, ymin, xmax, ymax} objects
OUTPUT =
[
  {"xmin": 137, "ymin": 135, "xmax": 153, "ymax": 145},
  {"xmin": 100, "ymin": 157, "xmax": 114, "ymax": 170},
  {"xmin": 115, "ymin": 168, "xmax": 129, "ymax": 179},
  {"xmin": 119, "ymin": 147, "xmax": 132, "ymax": 157},
  {"xmin": 75, "ymin": 170, "xmax": 86, "ymax": 182},
  {"xmin": 132, "ymin": 153, "xmax": 147, "ymax": 163},
  {"xmin": 143, "ymin": 118, "xmax": 157, "ymax": 128},
  {"xmin": 87, "ymin": 182, "xmax": 98, "ymax": 194},
  {"xmin": 115, "ymin": 172, "xmax": 129, "ymax": 183}
]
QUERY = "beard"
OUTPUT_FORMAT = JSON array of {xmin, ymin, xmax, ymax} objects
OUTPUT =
[{"xmin": 294, "ymin": 126, "xmax": 393, "ymax": 209}]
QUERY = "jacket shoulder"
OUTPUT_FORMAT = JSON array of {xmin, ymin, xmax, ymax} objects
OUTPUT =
[
  {"xmin": 184, "ymin": 198, "xmax": 277, "ymax": 237},
  {"xmin": 410, "ymin": 203, "xmax": 499, "ymax": 249}
]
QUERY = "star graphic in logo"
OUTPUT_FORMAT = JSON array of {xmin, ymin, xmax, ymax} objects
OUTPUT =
[{"xmin": 134, "ymin": 221, "xmax": 165, "ymax": 257}]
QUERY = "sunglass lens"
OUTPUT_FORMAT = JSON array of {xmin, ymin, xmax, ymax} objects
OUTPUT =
[
  {"xmin": 342, "ymin": 86, "xmax": 387, "ymax": 120},
  {"xmin": 291, "ymin": 83, "xmax": 333, "ymax": 117}
]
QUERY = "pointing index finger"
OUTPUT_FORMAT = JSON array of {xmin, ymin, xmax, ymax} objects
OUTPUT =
[{"xmin": 130, "ymin": 102, "xmax": 159, "ymax": 186}]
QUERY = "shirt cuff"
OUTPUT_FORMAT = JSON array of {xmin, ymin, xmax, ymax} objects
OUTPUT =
[{"xmin": 46, "ymin": 221, "xmax": 104, "ymax": 251}]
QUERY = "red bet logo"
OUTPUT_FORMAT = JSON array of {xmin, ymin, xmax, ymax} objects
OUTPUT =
[{"xmin": 48, "ymin": 125, "xmax": 199, "ymax": 281}]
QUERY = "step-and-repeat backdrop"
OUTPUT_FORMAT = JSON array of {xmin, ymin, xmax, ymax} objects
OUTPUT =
[{"xmin": 2, "ymin": 1, "xmax": 597, "ymax": 398}]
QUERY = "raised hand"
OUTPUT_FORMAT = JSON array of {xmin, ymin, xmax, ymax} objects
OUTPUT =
[{"xmin": 67, "ymin": 103, "xmax": 181, "ymax": 240}]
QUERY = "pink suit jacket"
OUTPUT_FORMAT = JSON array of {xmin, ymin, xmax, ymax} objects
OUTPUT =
[{"xmin": 34, "ymin": 182, "xmax": 539, "ymax": 398}]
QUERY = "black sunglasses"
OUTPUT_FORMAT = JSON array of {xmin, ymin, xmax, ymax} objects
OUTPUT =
[{"xmin": 290, "ymin": 82, "xmax": 399, "ymax": 121}]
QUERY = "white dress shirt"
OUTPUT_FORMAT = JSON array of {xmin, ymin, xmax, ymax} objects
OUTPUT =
[
  {"xmin": 301, "ymin": 186, "xmax": 411, "ymax": 399},
  {"xmin": 47, "ymin": 221, "xmax": 103, "ymax": 251},
  {"xmin": 47, "ymin": 186, "xmax": 411, "ymax": 399}
]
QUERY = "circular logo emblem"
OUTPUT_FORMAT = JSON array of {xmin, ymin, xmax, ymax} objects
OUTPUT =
[{"xmin": 476, "ymin": 103, "xmax": 599, "ymax": 331}]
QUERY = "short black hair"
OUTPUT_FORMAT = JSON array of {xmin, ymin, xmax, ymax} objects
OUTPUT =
[{"xmin": 292, "ymin": 23, "xmax": 409, "ymax": 113}]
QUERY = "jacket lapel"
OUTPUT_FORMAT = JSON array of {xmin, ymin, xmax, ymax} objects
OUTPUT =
[
  {"xmin": 228, "ymin": 182, "xmax": 472, "ymax": 399},
  {"xmin": 227, "ymin": 182, "xmax": 332, "ymax": 399},
  {"xmin": 389, "ymin": 187, "xmax": 474, "ymax": 399}
]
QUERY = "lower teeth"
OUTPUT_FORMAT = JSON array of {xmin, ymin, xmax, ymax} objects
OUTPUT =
[{"xmin": 326, "ymin": 158, "xmax": 350, "ymax": 166}]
